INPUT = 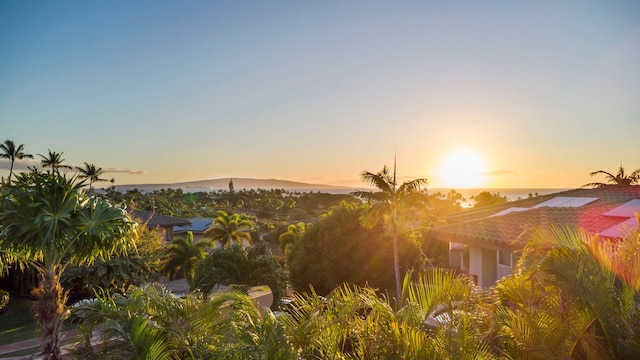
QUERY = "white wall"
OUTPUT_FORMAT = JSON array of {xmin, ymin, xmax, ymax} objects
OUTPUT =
[{"xmin": 468, "ymin": 246, "xmax": 498, "ymax": 287}]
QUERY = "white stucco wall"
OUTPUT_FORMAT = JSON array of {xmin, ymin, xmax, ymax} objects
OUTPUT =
[{"xmin": 468, "ymin": 246, "xmax": 498, "ymax": 287}]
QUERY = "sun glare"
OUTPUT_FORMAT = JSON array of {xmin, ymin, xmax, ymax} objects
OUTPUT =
[{"xmin": 438, "ymin": 149, "xmax": 488, "ymax": 188}]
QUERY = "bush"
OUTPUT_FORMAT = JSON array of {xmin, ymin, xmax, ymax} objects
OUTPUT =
[
  {"xmin": 287, "ymin": 202, "xmax": 420, "ymax": 296},
  {"xmin": 0, "ymin": 289, "xmax": 9, "ymax": 312}
]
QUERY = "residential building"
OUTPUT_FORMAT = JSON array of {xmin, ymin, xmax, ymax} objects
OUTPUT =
[
  {"xmin": 130, "ymin": 210, "xmax": 191, "ymax": 243},
  {"xmin": 433, "ymin": 185, "xmax": 640, "ymax": 287}
]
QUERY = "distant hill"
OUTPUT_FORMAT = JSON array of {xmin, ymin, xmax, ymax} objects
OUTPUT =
[{"xmin": 114, "ymin": 178, "xmax": 361, "ymax": 193}]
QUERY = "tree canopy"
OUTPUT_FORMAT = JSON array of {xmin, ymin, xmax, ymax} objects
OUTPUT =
[
  {"xmin": 0, "ymin": 169, "xmax": 136, "ymax": 358},
  {"xmin": 584, "ymin": 163, "xmax": 640, "ymax": 187},
  {"xmin": 288, "ymin": 202, "xmax": 420, "ymax": 296}
]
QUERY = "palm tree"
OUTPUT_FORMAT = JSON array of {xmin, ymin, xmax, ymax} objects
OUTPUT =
[
  {"xmin": 0, "ymin": 140, "xmax": 33, "ymax": 183},
  {"xmin": 193, "ymin": 241, "xmax": 287, "ymax": 309},
  {"xmin": 496, "ymin": 225, "xmax": 640, "ymax": 358},
  {"xmin": 38, "ymin": 149, "xmax": 72, "ymax": 173},
  {"xmin": 280, "ymin": 270, "xmax": 491, "ymax": 358},
  {"xmin": 161, "ymin": 231, "xmax": 212, "ymax": 291},
  {"xmin": 205, "ymin": 210, "xmax": 254, "ymax": 248},
  {"xmin": 0, "ymin": 170, "xmax": 136, "ymax": 359},
  {"xmin": 584, "ymin": 163, "xmax": 640, "ymax": 187},
  {"xmin": 353, "ymin": 163, "xmax": 427, "ymax": 304},
  {"xmin": 72, "ymin": 283, "xmax": 295, "ymax": 359},
  {"xmin": 76, "ymin": 162, "xmax": 106, "ymax": 191},
  {"xmin": 278, "ymin": 222, "xmax": 309, "ymax": 253}
]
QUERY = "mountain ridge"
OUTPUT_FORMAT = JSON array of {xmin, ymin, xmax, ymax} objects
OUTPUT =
[{"xmin": 114, "ymin": 177, "xmax": 360, "ymax": 192}]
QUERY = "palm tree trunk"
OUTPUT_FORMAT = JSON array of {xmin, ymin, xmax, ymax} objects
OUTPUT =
[
  {"xmin": 32, "ymin": 267, "xmax": 67, "ymax": 360},
  {"xmin": 392, "ymin": 205, "xmax": 402, "ymax": 307},
  {"xmin": 8, "ymin": 160, "xmax": 14, "ymax": 183}
]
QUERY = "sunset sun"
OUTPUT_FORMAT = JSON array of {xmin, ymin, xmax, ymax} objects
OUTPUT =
[{"xmin": 438, "ymin": 149, "xmax": 488, "ymax": 188}]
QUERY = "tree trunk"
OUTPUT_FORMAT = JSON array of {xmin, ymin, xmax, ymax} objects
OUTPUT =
[
  {"xmin": 392, "ymin": 205, "xmax": 402, "ymax": 307},
  {"xmin": 32, "ymin": 267, "xmax": 67, "ymax": 360}
]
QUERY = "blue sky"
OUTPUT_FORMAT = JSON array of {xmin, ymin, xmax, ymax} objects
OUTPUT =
[{"xmin": 1, "ymin": 1, "xmax": 639, "ymax": 189}]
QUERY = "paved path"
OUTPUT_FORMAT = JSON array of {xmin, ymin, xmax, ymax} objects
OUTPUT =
[
  {"xmin": 0, "ymin": 279, "xmax": 273, "ymax": 359},
  {"xmin": 0, "ymin": 329, "xmax": 77, "ymax": 359}
]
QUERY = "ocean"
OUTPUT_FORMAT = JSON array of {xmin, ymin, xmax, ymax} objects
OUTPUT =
[{"xmin": 110, "ymin": 186, "xmax": 570, "ymax": 202}]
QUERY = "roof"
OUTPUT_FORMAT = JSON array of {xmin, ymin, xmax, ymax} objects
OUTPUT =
[
  {"xmin": 445, "ymin": 186, "xmax": 640, "ymax": 223},
  {"xmin": 174, "ymin": 217, "xmax": 213, "ymax": 233},
  {"xmin": 130, "ymin": 210, "xmax": 191, "ymax": 229},
  {"xmin": 433, "ymin": 185, "xmax": 640, "ymax": 250}
]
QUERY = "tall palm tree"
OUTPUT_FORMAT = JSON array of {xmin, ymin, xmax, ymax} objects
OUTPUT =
[
  {"xmin": 584, "ymin": 163, "xmax": 640, "ymax": 187},
  {"xmin": 0, "ymin": 170, "xmax": 136, "ymax": 359},
  {"xmin": 205, "ymin": 210, "xmax": 254, "ymax": 248},
  {"xmin": 161, "ymin": 231, "xmax": 211, "ymax": 291},
  {"xmin": 353, "ymin": 163, "xmax": 427, "ymax": 304},
  {"xmin": 38, "ymin": 149, "xmax": 72, "ymax": 173},
  {"xmin": 0, "ymin": 140, "xmax": 33, "ymax": 183},
  {"xmin": 76, "ymin": 162, "xmax": 106, "ymax": 191}
]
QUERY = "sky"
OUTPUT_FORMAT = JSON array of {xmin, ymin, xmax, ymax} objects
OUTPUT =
[{"xmin": 1, "ymin": 1, "xmax": 639, "ymax": 189}]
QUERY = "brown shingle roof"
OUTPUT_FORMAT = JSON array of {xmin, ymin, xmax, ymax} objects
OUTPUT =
[
  {"xmin": 445, "ymin": 185, "xmax": 640, "ymax": 224},
  {"xmin": 433, "ymin": 185, "xmax": 640, "ymax": 250},
  {"xmin": 130, "ymin": 210, "xmax": 191, "ymax": 229}
]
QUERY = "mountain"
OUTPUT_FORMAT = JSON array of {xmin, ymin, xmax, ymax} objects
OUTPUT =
[{"xmin": 114, "ymin": 178, "xmax": 360, "ymax": 193}]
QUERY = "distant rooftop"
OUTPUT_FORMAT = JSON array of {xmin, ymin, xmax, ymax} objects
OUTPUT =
[
  {"xmin": 174, "ymin": 217, "xmax": 213, "ymax": 233},
  {"xmin": 130, "ymin": 210, "xmax": 191, "ymax": 229}
]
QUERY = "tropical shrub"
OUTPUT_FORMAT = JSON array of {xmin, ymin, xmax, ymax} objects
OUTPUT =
[
  {"xmin": 71, "ymin": 283, "xmax": 295, "ymax": 359},
  {"xmin": 287, "ymin": 202, "xmax": 421, "ymax": 296},
  {"xmin": 62, "ymin": 225, "xmax": 165, "ymax": 302},
  {"xmin": 161, "ymin": 231, "xmax": 212, "ymax": 291},
  {"xmin": 194, "ymin": 241, "xmax": 287, "ymax": 309},
  {"xmin": 0, "ymin": 169, "xmax": 136, "ymax": 357},
  {"xmin": 279, "ymin": 269, "xmax": 494, "ymax": 359},
  {"xmin": 0, "ymin": 289, "xmax": 9, "ymax": 312},
  {"xmin": 494, "ymin": 225, "xmax": 640, "ymax": 359}
]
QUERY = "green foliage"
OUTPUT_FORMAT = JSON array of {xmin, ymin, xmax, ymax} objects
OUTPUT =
[
  {"xmin": 278, "ymin": 222, "xmax": 310, "ymax": 253},
  {"xmin": 0, "ymin": 169, "xmax": 136, "ymax": 357},
  {"xmin": 280, "ymin": 271, "xmax": 493, "ymax": 359},
  {"xmin": 288, "ymin": 202, "xmax": 420, "ymax": 296},
  {"xmin": 470, "ymin": 191, "xmax": 507, "ymax": 208},
  {"xmin": 62, "ymin": 226, "xmax": 166, "ymax": 302},
  {"xmin": 71, "ymin": 283, "xmax": 296, "ymax": 359},
  {"xmin": 354, "ymin": 164, "xmax": 429, "ymax": 303},
  {"xmin": 585, "ymin": 163, "xmax": 640, "ymax": 187},
  {"xmin": 194, "ymin": 241, "xmax": 287, "ymax": 310},
  {"xmin": 107, "ymin": 187, "xmax": 360, "ymax": 222},
  {"xmin": 205, "ymin": 210, "xmax": 254, "ymax": 248},
  {"xmin": 426, "ymin": 190, "xmax": 467, "ymax": 216},
  {"xmin": 0, "ymin": 139, "xmax": 33, "ymax": 184},
  {"xmin": 75, "ymin": 162, "xmax": 107, "ymax": 191},
  {"xmin": 0, "ymin": 289, "xmax": 9, "ymax": 311},
  {"xmin": 161, "ymin": 231, "xmax": 212, "ymax": 291},
  {"xmin": 494, "ymin": 225, "xmax": 640, "ymax": 359}
]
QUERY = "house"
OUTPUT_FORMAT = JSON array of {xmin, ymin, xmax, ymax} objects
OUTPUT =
[
  {"xmin": 130, "ymin": 210, "xmax": 191, "ymax": 243},
  {"xmin": 174, "ymin": 217, "xmax": 213, "ymax": 241},
  {"xmin": 433, "ymin": 185, "xmax": 640, "ymax": 288},
  {"xmin": 174, "ymin": 217, "xmax": 254, "ymax": 247}
]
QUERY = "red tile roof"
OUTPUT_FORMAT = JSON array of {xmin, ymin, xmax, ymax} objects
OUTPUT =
[{"xmin": 433, "ymin": 185, "xmax": 640, "ymax": 250}]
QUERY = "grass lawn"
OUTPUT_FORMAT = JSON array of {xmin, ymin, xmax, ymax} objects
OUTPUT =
[
  {"xmin": 0, "ymin": 296, "xmax": 76, "ymax": 347},
  {"xmin": 0, "ymin": 297, "xmax": 37, "ymax": 346}
]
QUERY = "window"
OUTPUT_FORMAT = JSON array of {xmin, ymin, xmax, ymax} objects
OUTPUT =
[{"xmin": 498, "ymin": 250, "xmax": 511, "ymax": 267}]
